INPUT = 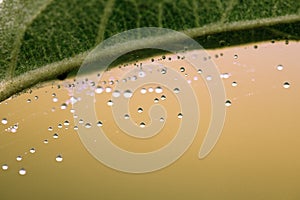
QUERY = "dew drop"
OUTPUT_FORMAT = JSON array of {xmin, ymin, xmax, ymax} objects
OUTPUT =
[
  {"xmin": 79, "ymin": 119, "xmax": 84, "ymax": 124},
  {"xmin": 220, "ymin": 73, "xmax": 230, "ymax": 79},
  {"xmin": 180, "ymin": 67, "xmax": 185, "ymax": 72},
  {"xmin": 137, "ymin": 108, "xmax": 143, "ymax": 113},
  {"xmin": 60, "ymin": 103, "xmax": 67, "ymax": 110},
  {"xmin": 161, "ymin": 68, "xmax": 167, "ymax": 74},
  {"xmin": 155, "ymin": 87, "xmax": 163, "ymax": 94},
  {"xmin": 283, "ymin": 82, "xmax": 290, "ymax": 88},
  {"xmin": 177, "ymin": 113, "xmax": 183, "ymax": 119},
  {"xmin": 18, "ymin": 168, "xmax": 26, "ymax": 176},
  {"xmin": 161, "ymin": 95, "xmax": 166, "ymax": 100},
  {"xmin": 29, "ymin": 148, "xmax": 36, "ymax": 154},
  {"xmin": 95, "ymin": 86, "xmax": 104, "ymax": 94},
  {"xmin": 139, "ymin": 122, "xmax": 146, "ymax": 128},
  {"xmin": 2, "ymin": 164, "xmax": 8, "ymax": 171},
  {"xmin": 16, "ymin": 156, "xmax": 22, "ymax": 161},
  {"xmin": 1, "ymin": 118, "xmax": 7, "ymax": 125},
  {"xmin": 48, "ymin": 127, "xmax": 53, "ymax": 131},
  {"xmin": 97, "ymin": 121, "xmax": 103, "ymax": 127},
  {"xmin": 173, "ymin": 88, "xmax": 180, "ymax": 94},
  {"xmin": 58, "ymin": 124, "xmax": 62, "ymax": 129},
  {"xmin": 56, "ymin": 155, "xmax": 63, "ymax": 162},
  {"xmin": 123, "ymin": 90, "xmax": 133, "ymax": 98},
  {"xmin": 74, "ymin": 126, "xmax": 79, "ymax": 130},
  {"xmin": 148, "ymin": 87, "xmax": 154, "ymax": 93},
  {"xmin": 27, "ymin": 99, "xmax": 31, "ymax": 103},
  {"xmin": 160, "ymin": 117, "xmax": 165, "ymax": 122},
  {"xmin": 85, "ymin": 123, "xmax": 92, "ymax": 128},
  {"xmin": 234, "ymin": 54, "xmax": 238, "ymax": 59},
  {"xmin": 206, "ymin": 76, "xmax": 212, "ymax": 81},
  {"xmin": 43, "ymin": 139, "xmax": 48, "ymax": 144},
  {"xmin": 105, "ymin": 87, "xmax": 112, "ymax": 93},
  {"xmin": 225, "ymin": 100, "xmax": 232, "ymax": 107},
  {"xmin": 53, "ymin": 133, "xmax": 59, "ymax": 139},
  {"xmin": 112, "ymin": 90, "xmax": 121, "ymax": 98},
  {"xmin": 140, "ymin": 88, "xmax": 147, "ymax": 94},
  {"xmin": 138, "ymin": 71, "xmax": 146, "ymax": 77},
  {"xmin": 124, "ymin": 114, "xmax": 130, "ymax": 120},
  {"xmin": 197, "ymin": 69, "xmax": 202, "ymax": 74},
  {"xmin": 154, "ymin": 98, "xmax": 159, "ymax": 103},
  {"xmin": 52, "ymin": 97, "xmax": 58, "ymax": 102},
  {"xmin": 107, "ymin": 100, "xmax": 114, "ymax": 106},
  {"xmin": 277, "ymin": 65, "xmax": 284, "ymax": 71},
  {"xmin": 232, "ymin": 81, "xmax": 238, "ymax": 87},
  {"xmin": 64, "ymin": 120, "xmax": 70, "ymax": 126}
]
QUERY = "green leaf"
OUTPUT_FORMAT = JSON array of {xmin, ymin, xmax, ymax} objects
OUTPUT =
[{"xmin": 0, "ymin": 0, "xmax": 299, "ymax": 101}]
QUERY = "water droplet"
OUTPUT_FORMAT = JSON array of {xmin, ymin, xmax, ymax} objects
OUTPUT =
[
  {"xmin": 140, "ymin": 88, "xmax": 147, "ymax": 94},
  {"xmin": 137, "ymin": 108, "xmax": 143, "ymax": 113},
  {"xmin": 48, "ymin": 127, "xmax": 53, "ymax": 131},
  {"xmin": 139, "ymin": 122, "xmax": 146, "ymax": 128},
  {"xmin": 53, "ymin": 133, "xmax": 59, "ymax": 139},
  {"xmin": 34, "ymin": 96, "xmax": 39, "ymax": 100},
  {"xmin": 105, "ymin": 87, "xmax": 112, "ymax": 93},
  {"xmin": 60, "ymin": 103, "xmax": 67, "ymax": 110},
  {"xmin": 154, "ymin": 98, "xmax": 159, "ymax": 103},
  {"xmin": 197, "ymin": 69, "xmax": 202, "ymax": 74},
  {"xmin": 97, "ymin": 121, "xmax": 103, "ymax": 127},
  {"xmin": 70, "ymin": 109, "xmax": 75, "ymax": 113},
  {"xmin": 160, "ymin": 117, "xmax": 165, "ymax": 122},
  {"xmin": 2, "ymin": 164, "xmax": 8, "ymax": 171},
  {"xmin": 64, "ymin": 120, "xmax": 70, "ymax": 126},
  {"xmin": 79, "ymin": 119, "xmax": 84, "ymax": 124},
  {"xmin": 232, "ymin": 81, "xmax": 238, "ymax": 87},
  {"xmin": 95, "ymin": 86, "xmax": 104, "ymax": 94},
  {"xmin": 155, "ymin": 87, "xmax": 163, "ymax": 94},
  {"xmin": 206, "ymin": 76, "xmax": 212, "ymax": 81},
  {"xmin": 148, "ymin": 87, "xmax": 154, "ymax": 93},
  {"xmin": 138, "ymin": 71, "xmax": 146, "ymax": 77},
  {"xmin": 161, "ymin": 68, "xmax": 167, "ymax": 74},
  {"xmin": 16, "ymin": 156, "xmax": 22, "ymax": 161},
  {"xmin": 27, "ymin": 99, "xmax": 31, "ymax": 103},
  {"xmin": 180, "ymin": 67, "xmax": 185, "ymax": 72},
  {"xmin": 123, "ymin": 90, "xmax": 133, "ymax": 98},
  {"xmin": 56, "ymin": 155, "xmax": 63, "ymax": 162},
  {"xmin": 29, "ymin": 148, "xmax": 36, "ymax": 154},
  {"xmin": 173, "ymin": 88, "xmax": 180, "ymax": 94},
  {"xmin": 43, "ymin": 139, "xmax": 48, "ymax": 144},
  {"xmin": 1, "ymin": 118, "xmax": 7, "ymax": 125},
  {"xmin": 234, "ymin": 54, "xmax": 238, "ymax": 59},
  {"xmin": 52, "ymin": 97, "xmax": 58, "ymax": 102},
  {"xmin": 161, "ymin": 95, "xmax": 166, "ymax": 100},
  {"xmin": 107, "ymin": 100, "xmax": 114, "ymax": 106},
  {"xmin": 85, "ymin": 123, "xmax": 92, "ymax": 128},
  {"xmin": 220, "ymin": 73, "xmax": 230, "ymax": 79},
  {"xmin": 58, "ymin": 124, "xmax": 62, "ymax": 129},
  {"xmin": 277, "ymin": 65, "xmax": 284, "ymax": 71},
  {"xmin": 177, "ymin": 113, "xmax": 183, "ymax": 119},
  {"xmin": 18, "ymin": 168, "xmax": 26, "ymax": 175},
  {"xmin": 283, "ymin": 82, "xmax": 290, "ymax": 88},
  {"xmin": 124, "ymin": 114, "xmax": 130, "ymax": 120},
  {"xmin": 112, "ymin": 90, "xmax": 121, "ymax": 98},
  {"xmin": 74, "ymin": 126, "xmax": 79, "ymax": 130},
  {"xmin": 225, "ymin": 100, "xmax": 232, "ymax": 107}
]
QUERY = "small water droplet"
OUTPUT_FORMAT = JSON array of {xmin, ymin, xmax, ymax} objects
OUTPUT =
[
  {"xmin": 74, "ymin": 126, "xmax": 79, "ymax": 130},
  {"xmin": 29, "ymin": 148, "xmax": 36, "ymax": 154},
  {"xmin": 53, "ymin": 133, "xmax": 59, "ymax": 139},
  {"xmin": 60, "ymin": 103, "xmax": 67, "ymax": 110},
  {"xmin": 79, "ymin": 119, "xmax": 84, "ymax": 124},
  {"xmin": 161, "ymin": 95, "xmax": 166, "ymax": 100},
  {"xmin": 283, "ymin": 82, "xmax": 290, "ymax": 88},
  {"xmin": 180, "ymin": 67, "xmax": 185, "ymax": 72},
  {"xmin": 43, "ymin": 139, "xmax": 48, "ymax": 144},
  {"xmin": 112, "ymin": 90, "xmax": 121, "ymax": 98},
  {"xmin": 58, "ymin": 124, "xmax": 62, "ymax": 129},
  {"xmin": 95, "ymin": 86, "xmax": 104, "ymax": 94},
  {"xmin": 139, "ymin": 122, "xmax": 146, "ymax": 128},
  {"xmin": 173, "ymin": 88, "xmax": 180, "ymax": 94},
  {"xmin": 124, "ymin": 114, "xmax": 130, "ymax": 120},
  {"xmin": 48, "ymin": 127, "xmax": 53, "ymax": 131},
  {"xmin": 27, "ymin": 99, "xmax": 31, "ymax": 103},
  {"xmin": 56, "ymin": 155, "xmax": 63, "ymax": 162},
  {"xmin": 138, "ymin": 71, "xmax": 146, "ymax": 77},
  {"xmin": 277, "ymin": 65, "xmax": 284, "ymax": 71},
  {"xmin": 160, "ymin": 117, "xmax": 165, "ymax": 122},
  {"xmin": 2, "ymin": 164, "xmax": 8, "ymax": 171},
  {"xmin": 96, "ymin": 121, "xmax": 103, "ymax": 127},
  {"xmin": 107, "ymin": 100, "xmax": 114, "ymax": 106},
  {"xmin": 140, "ymin": 88, "xmax": 147, "ymax": 94},
  {"xmin": 123, "ymin": 90, "xmax": 133, "ymax": 98},
  {"xmin": 197, "ymin": 69, "xmax": 202, "ymax": 74},
  {"xmin": 177, "ymin": 113, "xmax": 183, "ymax": 119},
  {"xmin": 1, "ymin": 118, "xmax": 7, "ymax": 125},
  {"xmin": 155, "ymin": 87, "xmax": 163, "ymax": 94},
  {"xmin": 154, "ymin": 98, "xmax": 159, "ymax": 103},
  {"xmin": 206, "ymin": 76, "xmax": 212, "ymax": 81},
  {"xmin": 232, "ymin": 81, "xmax": 238, "ymax": 87},
  {"xmin": 105, "ymin": 87, "xmax": 112, "ymax": 93},
  {"xmin": 16, "ymin": 156, "xmax": 22, "ymax": 161},
  {"xmin": 85, "ymin": 123, "xmax": 92, "ymax": 128},
  {"xmin": 18, "ymin": 168, "xmax": 26, "ymax": 176},
  {"xmin": 161, "ymin": 68, "xmax": 167, "ymax": 74},
  {"xmin": 148, "ymin": 87, "xmax": 154, "ymax": 93},
  {"xmin": 52, "ymin": 97, "xmax": 58, "ymax": 102},
  {"xmin": 137, "ymin": 108, "xmax": 143, "ymax": 113},
  {"xmin": 225, "ymin": 100, "xmax": 232, "ymax": 107},
  {"xmin": 64, "ymin": 120, "xmax": 70, "ymax": 126},
  {"xmin": 220, "ymin": 73, "xmax": 230, "ymax": 79},
  {"xmin": 234, "ymin": 54, "xmax": 238, "ymax": 59}
]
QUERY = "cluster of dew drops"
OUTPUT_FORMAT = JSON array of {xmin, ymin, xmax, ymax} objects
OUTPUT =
[{"xmin": 0, "ymin": 42, "xmax": 292, "ymax": 176}]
